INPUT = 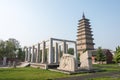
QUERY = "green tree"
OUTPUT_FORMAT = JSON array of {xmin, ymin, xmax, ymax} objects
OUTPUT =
[
  {"xmin": 5, "ymin": 40, "xmax": 16, "ymax": 59},
  {"xmin": 17, "ymin": 48, "xmax": 25, "ymax": 61},
  {"xmin": 114, "ymin": 46, "xmax": 120, "ymax": 63},
  {"xmin": 0, "ymin": 40, "xmax": 16, "ymax": 65},
  {"xmin": 96, "ymin": 47, "xmax": 106, "ymax": 64},
  {"xmin": 0, "ymin": 40, "xmax": 6, "ymax": 58},
  {"xmin": 68, "ymin": 48, "xmax": 74, "ymax": 55},
  {"xmin": 0, "ymin": 38, "xmax": 21, "ymax": 65}
]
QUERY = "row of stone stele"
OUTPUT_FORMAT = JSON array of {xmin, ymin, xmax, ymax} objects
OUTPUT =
[{"xmin": 57, "ymin": 50, "xmax": 92, "ymax": 72}]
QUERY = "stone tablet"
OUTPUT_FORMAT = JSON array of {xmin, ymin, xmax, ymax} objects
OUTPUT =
[
  {"xmin": 58, "ymin": 54, "xmax": 77, "ymax": 72},
  {"xmin": 80, "ymin": 50, "xmax": 92, "ymax": 70}
]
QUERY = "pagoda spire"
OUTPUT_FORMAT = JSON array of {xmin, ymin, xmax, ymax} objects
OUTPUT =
[{"xmin": 82, "ymin": 12, "xmax": 85, "ymax": 19}]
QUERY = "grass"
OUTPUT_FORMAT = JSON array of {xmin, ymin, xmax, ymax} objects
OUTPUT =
[
  {"xmin": 93, "ymin": 64, "xmax": 120, "ymax": 72},
  {"xmin": 0, "ymin": 64, "xmax": 119, "ymax": 80},
  {"xmin": 0, "ymin": 67, "xmax": 67, "ymax": 80},
  {"xmin": 0, "ymin": 67, "xmax": 88, "ymax": 80}
]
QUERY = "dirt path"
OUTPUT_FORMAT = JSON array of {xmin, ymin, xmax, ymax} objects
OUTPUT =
[{"xmin": 55, "ymin": 71, "xmax": 120, "ymax": 80}]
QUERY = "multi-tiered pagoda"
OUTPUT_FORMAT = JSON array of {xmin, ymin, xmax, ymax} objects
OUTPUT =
[{"xmin": 77, "ymin": 13, "xmax": 94, "ymax": 55}]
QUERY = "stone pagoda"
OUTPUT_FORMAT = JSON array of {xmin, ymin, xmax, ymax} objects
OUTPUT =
[{"xmin": 77, "ymin": 13, "xmax": 94, "ymax": 55}]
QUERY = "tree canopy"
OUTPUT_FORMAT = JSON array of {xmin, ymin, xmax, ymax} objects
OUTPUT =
[
  {"xmin": 0, "ymin": 38, "xmax": 24, "ymax": 60},
  {"xmin": 0, "ymin": 39, "xmax": 15, "ymax": 58}
]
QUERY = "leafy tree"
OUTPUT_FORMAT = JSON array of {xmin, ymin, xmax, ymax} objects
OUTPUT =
[
  {"xmin": 68, "ymin": 48, "xmax": 74, "ymax": 55},
  {"xmin": 0, "ymin": 38, "xmax": 22, "ymax": 65},
  {"xmin": 6, "ymin": 38, "xmax": 21, "ymax": 59},
  {"xmin": 0, "ymin": 40, "xmax": 6, "ymax": 58},
  {"xmin": 8, "ymin": 38, "xmax": 20, "ymax": 49},
  {"xmin": 0, "ymin": 40, "xmax": 16, "ymax": 65},
  {"xmin": 96, "ymin": 47, "xmax": 106, "ymax": 64},
  {"xmin": 5, "ymin": 40, "xmax": 16, "ymax": 59},
  {"xmin": 114, "ymin": 46, "xmax": 120, "ymax": 63}
]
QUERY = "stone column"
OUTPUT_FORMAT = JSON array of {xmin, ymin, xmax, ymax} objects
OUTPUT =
[
  {"xmin": 36, "ymin": 43, "xmax": 40, "ymax": 63},
  {"xmin": 74, "ymin": 42, "xmax": 78, "ymax": 68},
  {"xmin": 34, "ymin": 48, "xmax": 37, "ymax": 63},
  {"xmin": 41, "ymin": 41, "xmax": 45, "ymax": 63},
  {"xmin": 66, "ymin": 44, "xmax": 68, "ymax": 53},
  {"xmin": 28, "ymin": 47, "xmax": 31, "ymax": 62},
  {"xmin": 24, "ymin": 48, "xmax": 27, "ymax": 62},
  {"xmin": 48, "ymin": 38, "xmax": 53, "ymax": 64},
  {"xmin": 25, "ymin": 47, "xmax": 28, "ymax": 62},
  {"xmin": 33, "ymin": 46, "xmax": 36, "ymax": 63},
  {"xmin": 35, "ymin": 44, "xmax": 38, "ymax": 63},
  {"xmin": 55, "ymin": 42, "xmax": 58, "ymax": 63},
  {"xmin": 74, "ymin": 42, "xmax": 78, "ymax": 59},
  {"xmin": 58, "ymin": 45, "xmax": 61, "ymax": 63},
  {"xmin": 31, "ymin": 46, "xmax": 35, "ymax": 63},
  {"xmin": 63, "ymin": 41, "xmax": 66, "ymax": 54}
]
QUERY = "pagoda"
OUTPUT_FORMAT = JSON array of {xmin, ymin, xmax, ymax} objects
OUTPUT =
[{"xmin": 77, "ymin": 13, "xmax": 94, "ymax": 55}]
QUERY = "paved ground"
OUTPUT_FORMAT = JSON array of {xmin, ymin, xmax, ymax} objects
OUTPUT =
[{"xmin": 55, "ymin": 71, "xmax": 120, "ymax": 80}]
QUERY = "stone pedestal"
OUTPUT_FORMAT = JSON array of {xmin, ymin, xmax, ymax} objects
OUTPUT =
[{"xmin": 80, "ymin": 50, "xmax": 92, "ymax": 70}]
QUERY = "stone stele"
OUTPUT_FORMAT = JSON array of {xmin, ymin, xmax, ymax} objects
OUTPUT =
[
  {"xmin": 80, "ymin": 50, "xmax": 92, "ymax": 70},
  {"xmin": 57, "ymin": 53, "xmax": 77, "ymax": 72}
]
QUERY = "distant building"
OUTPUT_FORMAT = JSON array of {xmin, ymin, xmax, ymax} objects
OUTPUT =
[
  {"xmin": 91, "ymin": 49, "xmax": 113, "ymax": 64},
  {"xmin": 77, "ymin": 13, "xmax": 95, "ymax": 55}
]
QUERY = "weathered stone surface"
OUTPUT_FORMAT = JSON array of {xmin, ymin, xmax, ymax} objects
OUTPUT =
[
  {"xmin": 58, "ymin": 53, "xmax": 77, "ymax": 72},
  {"xmin": 80, "ymin": 50, "xmax": 92, "ymax": 70}
]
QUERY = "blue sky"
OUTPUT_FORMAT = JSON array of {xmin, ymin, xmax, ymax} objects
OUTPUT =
[{"xmin": 0, "ymin": 0, "xmax": 120, "ymax": 50}]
